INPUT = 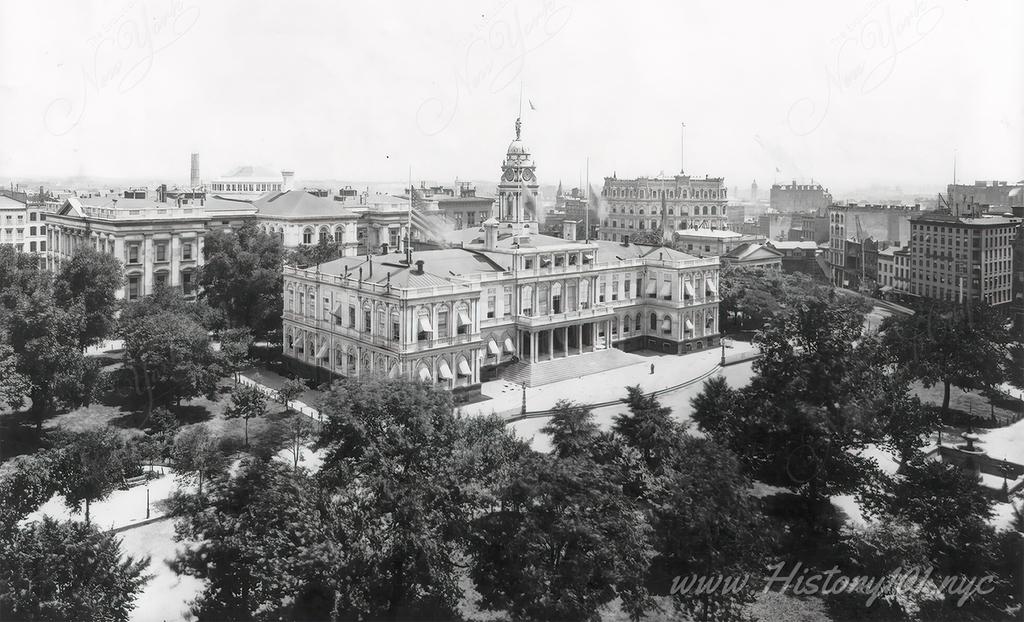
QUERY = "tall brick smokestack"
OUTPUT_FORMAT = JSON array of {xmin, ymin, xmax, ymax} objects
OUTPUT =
[{"xmin": 190, "ymin": 153, "xmax": 200, "ymax": 188}]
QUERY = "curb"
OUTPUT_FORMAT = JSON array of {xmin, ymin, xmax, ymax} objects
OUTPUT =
[
  {"xmin": 504, "ymin": 360, "xmax": 731, "ymax": 423},
  {"xmin": 107, "ymin": 514, "xmax": 172, "ymax": 534}
]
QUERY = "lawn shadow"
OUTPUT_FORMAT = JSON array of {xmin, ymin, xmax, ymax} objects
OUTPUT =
[{"xmin": 173, "ymin": 404, "xmax": 215, "ymax": 425}]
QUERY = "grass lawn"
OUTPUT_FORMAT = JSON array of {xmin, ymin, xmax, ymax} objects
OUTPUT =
[{"xmin": 911, "ymin": 380, "xmax": 1024, "ymax": 428}]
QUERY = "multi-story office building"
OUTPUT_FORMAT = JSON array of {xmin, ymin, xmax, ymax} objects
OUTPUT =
[
  {"xmin": 828, "ymin": 203, "xmax": 919, "ymax": 288},
  {"xmin": 909, "ymin": 211, "xmax": 1020, "ymax": 305},
  {"xmin": 281, "ymin": 120, "xmax": 722, "ymax": 395},
  {"xmin": 673, "ymin": 228, "xmax": 763, "ymax": 258},
  {"xmin": 770, "ymin": 181, "xmax": 832, "ymax": 213},
  {"xmin": 599, "ymin": 173, "xmax": 728, "ymax": 243},
  {"xmin": 0, "ymin": 188, "xmax": 49, "ymax": 266},
  {"xmin": 45, "ymin": 191, "xmax": 256, "ymax": 300}
]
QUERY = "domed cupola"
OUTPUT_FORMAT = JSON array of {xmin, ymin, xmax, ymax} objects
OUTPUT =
[{"xmin": 497, "ymin": 117, "xmax": 540, "ymax": 223}]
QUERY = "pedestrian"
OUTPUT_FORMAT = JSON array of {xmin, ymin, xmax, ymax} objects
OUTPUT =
[{"xmin": 650, "ymin": 363, "xmax": 655, "ymax": 375}]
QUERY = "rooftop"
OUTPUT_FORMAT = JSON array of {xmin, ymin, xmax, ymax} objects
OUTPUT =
[
  {"xmin": 252, "ymin": 190, "xmax": 354, "ymax": 219},
  {"xmin": 674, "ymin": 228, "xmax": 744, "ymax": 239},
  {"xmin": 767, "ymin": 240, "xmax": 818, "ymax": 251}
]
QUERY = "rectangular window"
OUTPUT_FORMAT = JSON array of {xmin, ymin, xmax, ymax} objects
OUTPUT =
[
  {"xmin": 182, "ymin": 272, "xmax": 193, "ymax": 295},
  {"xmin": 503, "ymin": 288, "xmax": 512, "ymax": 317},
  {"xmin": 155, "ymin": 273, "xmax": 167, "ymax": 288},
  {"xmin": 611, "ymin": 279, "xmax": 619, "ymax": 301},
  {"xmin": 392, "ymin": 320, "xmax": 400, "ymax": 341},
  {"xmin": 487, "ymin": 292, "xmax": 496, "ymax": 318},
  {"xmin": 438, "ymin": 309, "xmax": 449, "ymax": 337},
  {"xmin": 156, "ymin": 243, "xmax": 167, "ymax": 262},
  {"xmin": 524, "ymin": 258, "xmax": 533, "ymax": 269},
  {"xmin": 364, "ymin": 310, "xmax": 372, "ymax": 333},
  {"xmin": 624, "ymin": 279, "xmax": 631, "ymax": 298},
  {"xmin": 378, "ymin": 311, "xmax": 385, "ymax": 336},
  {"xmin": 182, "ymin": 243, "xmax": 193, "ymax": 260},
  {"xmin": 128, "ymin": 276, "xmax": 140, "ymax": 300},
  {"xmin": 348, "ymin": 305, "xmax": 356, "ymax": 328},
  {"xmin": 324, "ymin": 297, "xmax": 330, "ymax": 321},
  {"xmin": 128, "ymin": 245, "xmax": 139, "ymax": 264}
]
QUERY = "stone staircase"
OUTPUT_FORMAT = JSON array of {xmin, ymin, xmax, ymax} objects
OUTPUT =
[{"xmin": 497, "ymin": 348, "xmax": 646, "ymax": 387}]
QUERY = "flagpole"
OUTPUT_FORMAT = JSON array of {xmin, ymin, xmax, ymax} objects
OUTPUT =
[
  {"xmin": 407, "ymin": 166, "xmax": 413, "ymax": 263},
  {"xmin": 585, "ymin": 157, "xmax": 590, "ymax": 243},
  {"xmin": 680, "ymin": 122, "xmax": 685, "ymax": 174}
]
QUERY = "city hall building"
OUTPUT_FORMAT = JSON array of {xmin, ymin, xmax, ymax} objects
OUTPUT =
[{"xmin": 281, "ymin": 120, "xmax": 721, "ymax": 395}]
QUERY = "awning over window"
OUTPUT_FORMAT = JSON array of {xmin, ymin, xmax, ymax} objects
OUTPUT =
[
  {"xmin": 457, "ymin": 360, "xmax": 472, "ymax": 376},
  {"xmin": 503, "ymin": 337, "xmax": 516, "ymax": 354},
  {"xmin": 438, "ymin": 361, "xmax": 453, "ymax": 380},
  {"xmin": 705, "ymin": 279, "xmax": 717, "ymax": 296},
  {"xmin": 646, "ymin": 280, "xmax": 658, "ymax": 295},
  {"xmin": 315, "ymin": 340, "xmax": 329, "ymax": 360},
  {"xmin": 582, "ymin": 252, "xmax": 594, "ymax": 263},
  {"xmin": 418, "ymin": 367, "xmax": 431, "ymax": 382},
  {"xmin": 659, "ymin": 282, "xmax": 672, "ymax": 298},
  {"xmin": 684, "ymin": 282, "xmax": 695, "ymax": 299},
  {"xmin": 487, "ymin": 339, "xmax": 500, "ymax": 355},
  {"xmin": 684, "ymin": 319, "xmax": 695, "ymax": 332},
  {"xmin": 457, "ymin": 311, "xmax": 472, "ymax": 327},
  {"xmin": 417, "ymin": 316, "xmax": 433, "ymax": 333},
  {"xmin": 662, "ymin": 317, "xmax": 672, "ymax": 331},
  {"xmin": 388, "ymin": 364, "xmax": 399, "ymax": 379}
]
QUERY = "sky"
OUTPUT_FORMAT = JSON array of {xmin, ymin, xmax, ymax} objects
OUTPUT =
[{"xmin": 1, "ymin": 0, "xmax": 1022, "ymax": 197}]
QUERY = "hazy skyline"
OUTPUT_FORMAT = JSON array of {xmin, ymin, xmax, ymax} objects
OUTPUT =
[{"xmin": 1, "ymin": 0, "xmax": 1022, "ymax": 196}]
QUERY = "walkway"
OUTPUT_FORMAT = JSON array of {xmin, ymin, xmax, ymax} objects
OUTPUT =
[{"xmin": 459, "ymin": 340, "xmax": 759, "ymax": 420}]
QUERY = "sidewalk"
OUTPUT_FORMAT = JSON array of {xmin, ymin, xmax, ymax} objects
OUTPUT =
[
  {"xmin": 459, "ymin": 340, "xmax": 757, "ymax": 419},
  {"xmin": 239, "ymin": 368, "xmax": 322, "ymax": 420},
  {"xmin": 25, "ymin": 465, "xmax": 179, "ymax": 533}
]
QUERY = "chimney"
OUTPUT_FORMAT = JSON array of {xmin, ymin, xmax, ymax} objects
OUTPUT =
[
  {"xmin": 415, "ymin": 259, "xmax": 425, "ymax": 274},
  {"xmin": 562, "ymin": 219, "xmax": 577, "ymax": 241},
  {"xmin": 483, "ymin": 217, "xmax": 499, "ymax": 250},
  {"xmin": 281, "ymin": 170, "xmax": 295, "ymax": 192},
  {"xmin": 622, "ymin": 235, "xmax": 630, "ymax": 247},
  {"xmin": 158, "ymin": 184, "xmax": 167, "ymax": 203}
]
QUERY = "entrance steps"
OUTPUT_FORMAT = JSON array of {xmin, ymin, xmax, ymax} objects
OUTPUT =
[{"xmin": 498, "ymin": 348, "xmax": 646, "ymax": 387}]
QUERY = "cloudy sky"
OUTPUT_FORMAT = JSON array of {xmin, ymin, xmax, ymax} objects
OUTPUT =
[{"xmin": 1, "ymin": 0, "xmax": 1021, "ymax": 196}]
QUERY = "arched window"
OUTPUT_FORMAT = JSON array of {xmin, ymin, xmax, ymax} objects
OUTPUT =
[
  {"xmin": 308, "ymin": 290, "xmax": 316, "ymax": 318},
  {"xmin": 287, "ymin": 288, "xmax": 294, "ymax": 312},
  {"xmin": 538, "ymin": 283, "xmax": 549, "ymax": 315},
  {"xmin": 319, "ymin": 226, "xmax": 330, "ymax": 244},
  {"xmin": 650, "ymin": 313, "xmax": 658, "ymax": 330},
  {"xmin": 662, "ymin": 314, "xmax": 672, "ymax": 335},
  {"xmin": 334, "ymin": 226, "xmax": 344, "ymax": 243},
  {"xmin": 286, "ymin": 330, "xmax": 294, "ymax": 350},
  {"xmin": 579, "ymin": 280, "xmax": 590, "ymax": 308},
  {"xmin": 437, "ymin": 305, "xmax": 449, "ymax": 337},
  {"xmin": 551, "ymin": 282, "xmax": 563, "ymax": 314},
  {"xmin": 297, "ymin": 291, "xmax": 305, "ymax": 316},
  {"xmin": 302, "ymin": 227, "xmax": 313, "ymax": 245},
  {"xmin": 635, "ymin": 312, "xmax": 642, "ymax": 332}
]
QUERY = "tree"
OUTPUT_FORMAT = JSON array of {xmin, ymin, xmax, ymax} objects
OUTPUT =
[
  {"xmin": 53, "ymin": 246, "xmax": 124, "ymax": 350},
  {"xmin": 0, "ymin": 344, "xmax": 29, "ymax": 412},
  {"xmin": 613, "ymin": 384, "xmax": 686, "ymax": 472},
  {"xmin": 7, "ymin": 289, "xmax": 99, "ymax": 431},
  {"xmin": 468, "ymin": 449, "xmax": 652, "ymax": 622},
  {"xmin": 883, "ymin": 300, "xmax": 1012, "ymax": 417},
  {"xmin": 277, "ymin": 377, "xmax": 307, "ymax": 414},
  {"xmin": 119, "ymin": 298, "xmax": 223, "ymax": 416},
  {"xmin": 692, "ymin": 294, "xmax": 894, "ymax": 510},
  {"xmin": 316, "ymin": 377, "xmax": 496, "ymax": 620},
  {"xmin": 51, "ymin": 427, "xmax": 130, "ymax": 525},
  {"xmin": 0, "ymin": 517, "xmax": 150, "ymax": 622},
  {"xmin": 198, "ymin": 223, "xmax": 286, "ymax": 337},
  {"xmin": 219, "ymin": 327, "xmax": 254, "ymax": 384},
  {"xmin": 224, "ymin": 383, "xmax": 268, "ymax": 447},
  {"xmin": 648, "ymin": 437, "xmax": 769, "ymax": 622},
  {"xmin": 0, "ymin": 452, "xmax": 58, "ymax": 531},
  {"xmin": 285, "ymin": 236, "xmax": 342, "ymax": 268},
  {"xmin": 170, "ymin": 459, "xmax": 337, "ymax": 621},
  {"xmin": 171, "ymin": 424, "xmax": 229, "ymax": 496},
  {"xmin": 541, "ymin": 399, "xmax": 600, "ymax": 459}
]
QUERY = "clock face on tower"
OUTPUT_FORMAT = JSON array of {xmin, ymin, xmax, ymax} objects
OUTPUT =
[
  {"xmin": 503, "ymin": 170, "xmax": 516, "ymax": 182},
  {"xmin": 522, "ymin": 169, "xmax": 534, "ymax": 182}
]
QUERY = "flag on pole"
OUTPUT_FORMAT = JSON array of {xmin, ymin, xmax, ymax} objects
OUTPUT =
[
  {"xmin": 529, "ymin": 100, "xmax": 536, "ymax": 111},
  {"xmin": 775, "ymin": 167, "xmax": 781, "ymax": 173}
]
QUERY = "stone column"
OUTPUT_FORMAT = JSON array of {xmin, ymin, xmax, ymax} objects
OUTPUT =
[
  {"xmin": 548, "ymin": 330, "xmax": 554, "ymax": 361},
  {"xmin": 142, "ymin": 235, "xmax": 154, "ymax": 295},
  {"xmin": 170, "ymin": 235, "xmax": 181, "ymax": 289},
  {"xmin": 563, "ymin": 326, "xmax": 569, "ymax": 357}
]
